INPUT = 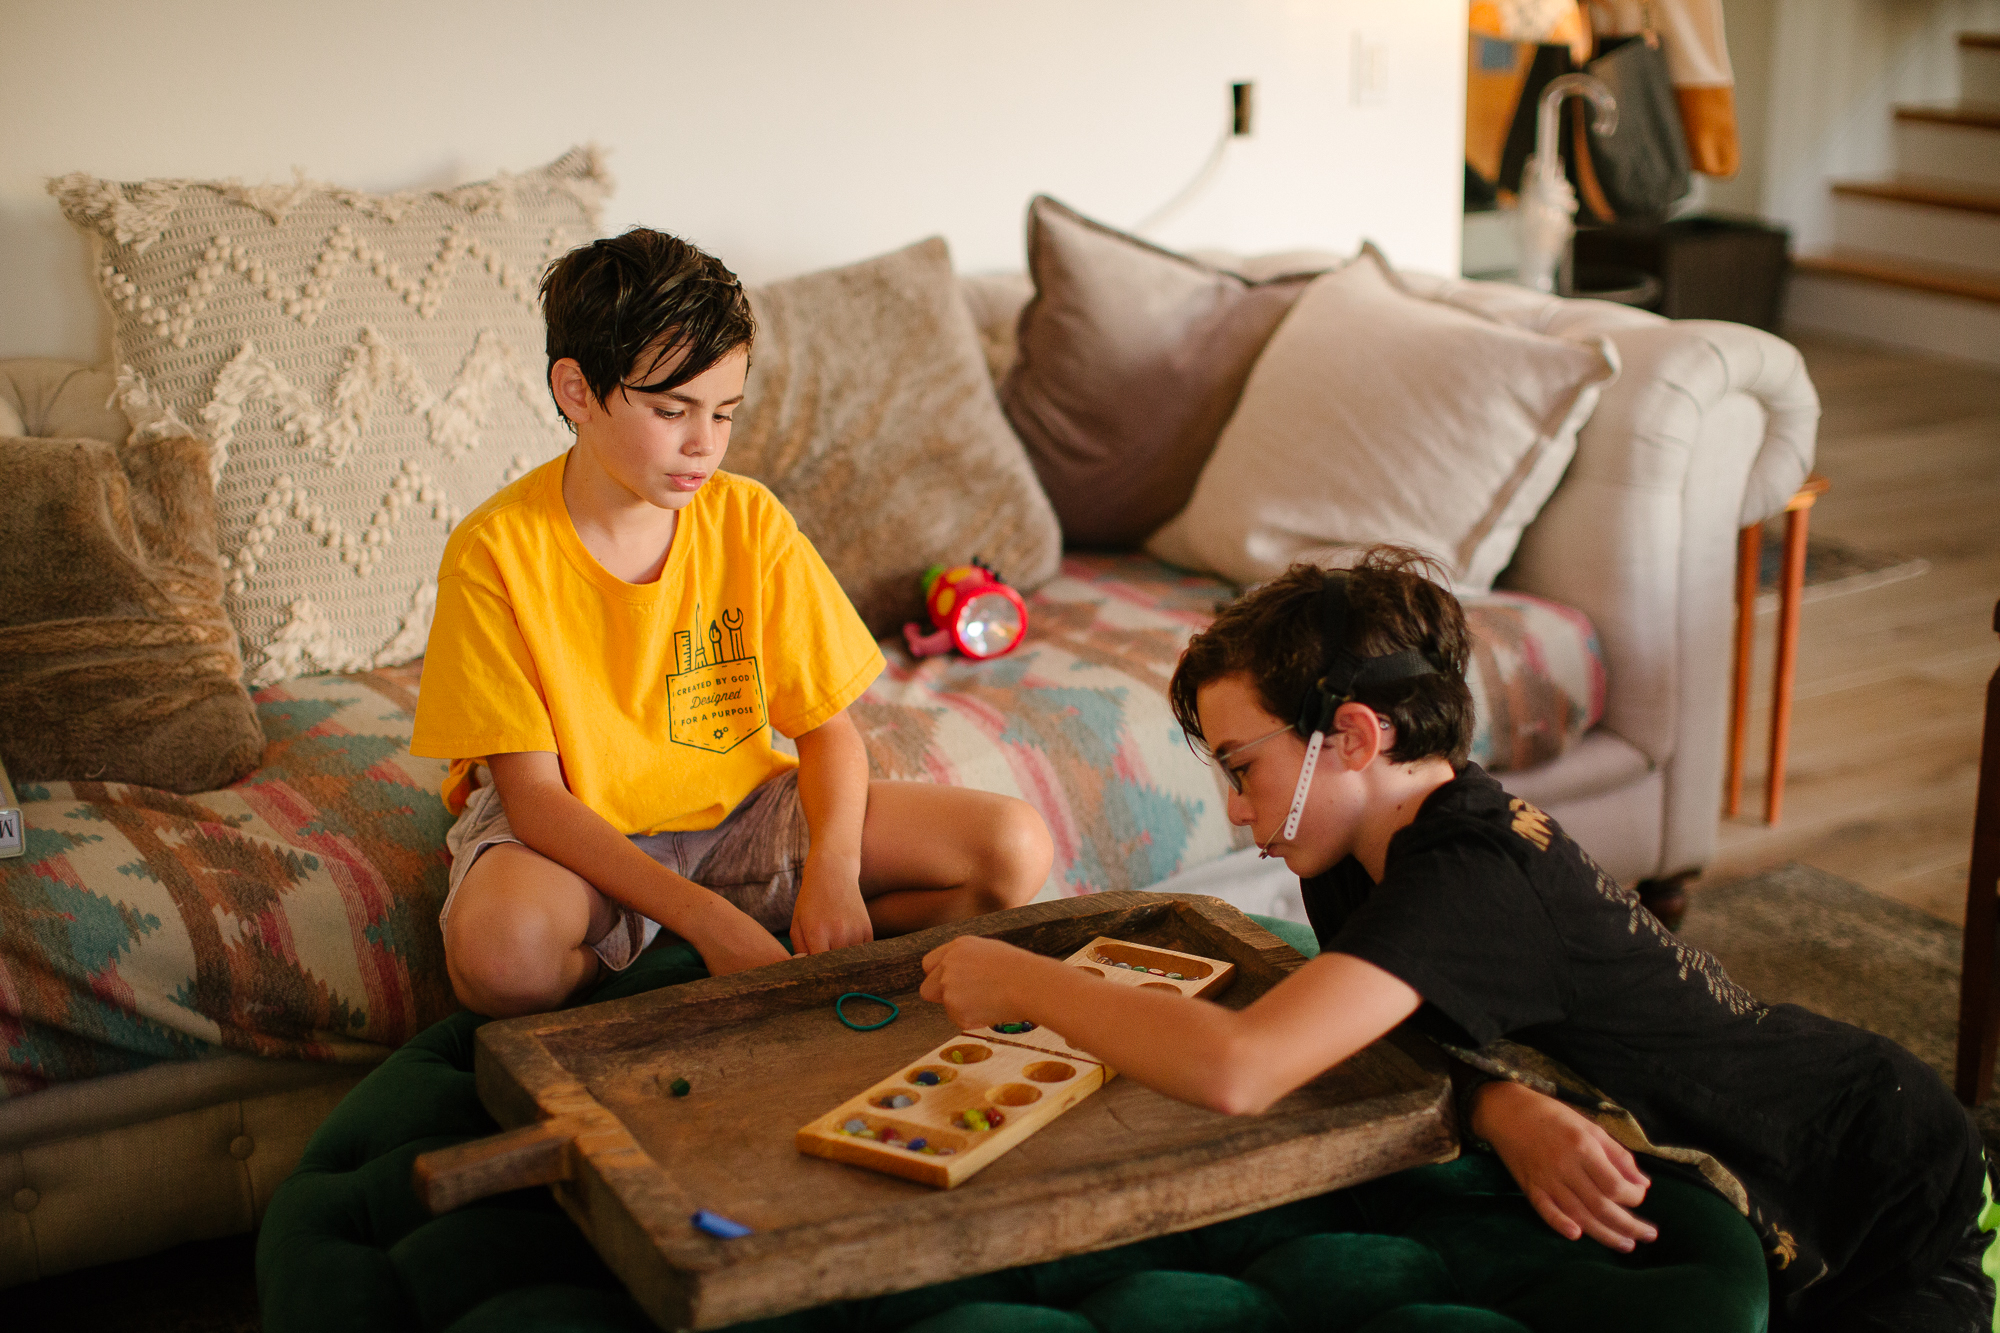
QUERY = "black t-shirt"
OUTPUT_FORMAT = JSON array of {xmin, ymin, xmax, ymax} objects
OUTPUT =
[{"xmin": 1302, "ymin": 763, "xmax": 1985, "ymax": 1321}]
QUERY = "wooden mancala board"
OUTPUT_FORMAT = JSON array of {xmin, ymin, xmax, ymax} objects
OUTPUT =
[
  {"xmin": 412, "ymin": 893, "xmax": 1454, "ymax": 1331},
  {"xmin": 796, "ymin": 938, "xmax": 1236, "ymax": 1187}
]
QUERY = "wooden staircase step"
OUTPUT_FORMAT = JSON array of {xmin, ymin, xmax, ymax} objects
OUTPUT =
[
  {"xmin": 1794, "ymin": 250, "xmax": 2000, "ymax": 305},
  {"xmin": 1895, "ymin": 102, "xmax": 2000, "ymax": 132},
  {"xmin": 1832, "ymin": 177, "xmax": 2000, "ymax": 216}
]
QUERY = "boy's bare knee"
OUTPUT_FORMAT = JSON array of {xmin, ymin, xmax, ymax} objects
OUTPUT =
[
  {"xmin": 446, "ymin": 896, "xmax": 586, "ymax": 1018},
  {"xmin": 973, "ymin": 798, "xmax": 1053, "ymax": 909},
  {"xmin": 448, "ymin": 932, "xmax": 574, "ymax": 1018}
]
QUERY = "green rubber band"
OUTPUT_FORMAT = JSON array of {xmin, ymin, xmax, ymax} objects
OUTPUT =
[{"xmin": 836, "ymin": 992, "xmax": 900, "ymax": 1031}]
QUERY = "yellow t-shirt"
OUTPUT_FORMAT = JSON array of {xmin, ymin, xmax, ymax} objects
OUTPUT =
[{"xmin": 409, "ymin": 454, "xmax": 884, "ymax": 834}]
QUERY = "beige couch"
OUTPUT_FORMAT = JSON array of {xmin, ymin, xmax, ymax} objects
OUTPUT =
[{"xmin": 0, "ymin": 264, "xmax": 1816, "ymax": 1286}]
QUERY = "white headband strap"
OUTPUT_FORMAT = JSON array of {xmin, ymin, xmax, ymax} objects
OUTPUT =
[{"xmin": 1280, "ymin": 729, "xmax": 1324, "ymax": 842}]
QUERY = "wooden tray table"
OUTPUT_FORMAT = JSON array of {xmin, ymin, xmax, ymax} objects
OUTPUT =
[{"xmin": 414, "ymin": 892, "xmax": 1455, "ymax": 1330}]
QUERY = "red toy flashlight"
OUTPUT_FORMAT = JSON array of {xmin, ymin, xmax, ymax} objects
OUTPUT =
[{"xmin": 901, "ymin": 560, "xmax": 1028, "ymax": 660}]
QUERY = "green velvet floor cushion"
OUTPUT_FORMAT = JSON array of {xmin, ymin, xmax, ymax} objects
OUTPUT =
[{"xmin": 258, "ymin": 921, "xmax": 1769, "ymax": 1333}]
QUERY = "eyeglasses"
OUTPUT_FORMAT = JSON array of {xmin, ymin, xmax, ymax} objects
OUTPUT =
[
  {"xmin": 1208, "ymin": 723, "xmax": 1295, "ymax": 795},
  {"xmin": 1206, "ymin": 715, "xmax": 1393, "ymax": 795}
]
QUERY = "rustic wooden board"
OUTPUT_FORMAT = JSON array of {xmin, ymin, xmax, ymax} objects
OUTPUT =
[{"xmin": 458, "ymin": 892, "xmax": 1456, "ymax": 1331}]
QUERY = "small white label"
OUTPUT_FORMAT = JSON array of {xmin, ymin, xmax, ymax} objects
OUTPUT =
[{"xmin": 0, "ymin": 807, "xmax": 21, "ymax": 859}]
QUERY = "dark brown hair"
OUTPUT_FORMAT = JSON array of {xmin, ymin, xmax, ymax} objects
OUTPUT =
[
  {"xmin": 1168, "ymin": 546, "xmax": 1476, "ymax": 765},
  {"xmin": 539, "ymin": 227, "xmax": 755, "ymax": 430}
]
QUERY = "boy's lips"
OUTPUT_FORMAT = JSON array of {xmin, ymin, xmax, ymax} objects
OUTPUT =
[{"xmin": 666, "ymin": 472, "xmax": 708, "ymax": 492}]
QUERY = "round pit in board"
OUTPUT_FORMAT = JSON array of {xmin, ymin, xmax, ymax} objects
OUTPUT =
[
  {"xmin": 1024, "ymin": 1061, "xmax": 1076, "ymax": 1083},
  {"xmin": 941, "ymin": 1043, "xmax": 993, "ymax": 1065},
  {"xmin": 952, "ymin": 1107, "xmax": 1006, "ymax": 1132},
  {"xmin": 991, "ymin": 1021, "xmax": 1037, "ymax": 1035},
  {"xmin": 1141, "ymin": 982, "xmax": 1179, "ymax": 991},
  {"xmin": 1077, "ymin": 966, "xmax": 1105, "ymax": 976},
  {"xmin": 874, "ymin": 1092, "xmax": 918, "ymax": 1110},
  {"xmin": 991, "ymin": 1083, "xmax": 1042, "ymax": 1107},
  {"xmin": 907, "ymin": 1067, "xmax": 954, "ymax": 1086}
]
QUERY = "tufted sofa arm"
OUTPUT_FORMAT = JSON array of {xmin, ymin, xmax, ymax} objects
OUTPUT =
[{"xmin": 1399, "ymin": 276, "xmax": 1820, "ymax": 877}]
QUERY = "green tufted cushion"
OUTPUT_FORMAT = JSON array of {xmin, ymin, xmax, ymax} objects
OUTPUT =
[{"xmin": 258, "ymin": 917, "xmax": 1769, "ymax": 1333}]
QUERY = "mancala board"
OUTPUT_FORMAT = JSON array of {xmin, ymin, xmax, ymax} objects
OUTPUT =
[
  {"xmin": 798, "ymin": 937, "xmax": 1237, "ymax": 1186},
  {"xmin": 412, "ymin": 893, "xmax": 1455, "ymax": 1331},
  {"xmin": 797, "ymin": 1034, "xmax": 1107, "ymax": 1187}
]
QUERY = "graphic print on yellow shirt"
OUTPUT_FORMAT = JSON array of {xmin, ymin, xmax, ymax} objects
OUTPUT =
[
  {"xmin": 670, "ymin": 606, "xmax": 765, "ymax": 753},
  {"xmin": 408, "ymin": 455, "xmax": 884, "ymax": 836}
]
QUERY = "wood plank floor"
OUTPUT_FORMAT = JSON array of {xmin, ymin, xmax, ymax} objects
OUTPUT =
[{"xmin": 1702, "ymin": 332, "xmax": 2000, "ymax": 925}]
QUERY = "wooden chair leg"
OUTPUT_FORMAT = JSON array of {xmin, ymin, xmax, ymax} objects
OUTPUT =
[
  {"xmin": 1726, "ymin": 524, "xmax": 1761, "ymax": 819},
  {"xmin": 1954, "ymin": 602, "xmax": 2000, "ymax": 1106},
  {"xmin": 1764, "ymin": 505, "xmax": 1811, "ymax": 825}
]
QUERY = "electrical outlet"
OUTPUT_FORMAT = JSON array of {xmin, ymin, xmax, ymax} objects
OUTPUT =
[
  {"xmin": 1231, "ymin": 81, "xmax": 1254, "ymax": 136},
  {"xmin": 1351, "ymin": 34, "xmax": 1388, "ymax": 106}
]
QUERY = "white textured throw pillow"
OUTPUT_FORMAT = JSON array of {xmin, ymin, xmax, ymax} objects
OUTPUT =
[
  {"xmin": 1146, "ymin": 245, "xmax": 1618, "ymax": 593},
  {"xmin": 51, "ymin": 148, "xmax": 610, "ymax": 685}
]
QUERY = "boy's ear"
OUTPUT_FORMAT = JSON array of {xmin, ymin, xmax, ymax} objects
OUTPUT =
[
  {"xmin": 1330, "ymin": 702, "xmax": 1388, "ymax": 770},
  {"xmin": 550, "ymin": 358, "xmax": 596, "ymax": 425}
]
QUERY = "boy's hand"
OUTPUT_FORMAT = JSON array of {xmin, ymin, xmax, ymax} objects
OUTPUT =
[
  {"xmin": 686, "ymin": 895, "xmax": 794, "ymax": 977},
  {"xmin": 1470, "ymin": 1079, "xmax": 1657, "ymax": 1251},
  {"xmin": 920, "ymin": 936, "xmax": 1040, "ymax": 1030},
  {"xmin": 789, "ymin": 849, "xmax": 874, "ymax": 956}
]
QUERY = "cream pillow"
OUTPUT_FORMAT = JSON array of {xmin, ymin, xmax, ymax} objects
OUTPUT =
[
  {"xmin": 51, "ymin": 148, "xmax": 609, "ymax": 685},
  {"xmin": 1147, "ymin": 246, "xmax": 1618, "ymax": 593}
]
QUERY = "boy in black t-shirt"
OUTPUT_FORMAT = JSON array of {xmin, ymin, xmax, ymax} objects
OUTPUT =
[{"xmin": 922, "ymin": 547, "xmax": 1996, "ymax": 1331}]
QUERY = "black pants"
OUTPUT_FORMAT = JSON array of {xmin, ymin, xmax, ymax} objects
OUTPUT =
[{"xmin": 1820, "ymin": 1206, "xmax": 1995, "ymax": 1333}]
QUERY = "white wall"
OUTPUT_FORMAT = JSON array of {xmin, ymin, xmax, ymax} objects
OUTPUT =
[{"xmin": 0, "ymin": 0, "xmax": 1468, "ymax": 366}]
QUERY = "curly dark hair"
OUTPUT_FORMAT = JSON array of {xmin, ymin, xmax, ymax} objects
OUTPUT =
[
  {"xmin": 539, "ymin": 227, "xmax": 755, "ymax": 430},
  {"xmin": 1168, "ymin": 546, "xmax": 1476, "ymax": 766}
]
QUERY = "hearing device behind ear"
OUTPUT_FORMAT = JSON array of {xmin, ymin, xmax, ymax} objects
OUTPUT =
[{"xmin": 1276, "ymin": 574, "xmax": 1440, "ymax": 843}]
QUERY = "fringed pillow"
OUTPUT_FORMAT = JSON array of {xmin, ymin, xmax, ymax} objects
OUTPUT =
[{"xmin": 50, "ymin": 148, "xmax": 611, "ymax": 686}]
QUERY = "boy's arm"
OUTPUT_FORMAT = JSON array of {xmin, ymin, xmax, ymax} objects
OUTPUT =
[
  {"xmin": 1467, "ymin": 1080, "xmax": 1656, "ymax": 1251},
  {"xmin": 488, "ymin": 751, "xmax": 792, "ymax": 976},
  {"xmin": 919, "ymin": 936, "xmax": 1421, "ymax": 1115},
  {"xmin": 788, "ymin": 709, "xmax": 874, "ymax": 955}
]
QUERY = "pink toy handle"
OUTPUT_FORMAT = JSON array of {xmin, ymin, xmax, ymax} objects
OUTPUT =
[{"xmin": 903, "ymin": 622, "xmax": 955, "ymax": 658}]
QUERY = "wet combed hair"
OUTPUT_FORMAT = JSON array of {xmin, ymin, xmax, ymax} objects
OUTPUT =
[
  {"xmin": 1168, "ymin": 546, "xmax": 1476, "ymax": 766},
  {"xmin": 539, "ymin": 227, "xmax": 756, "ymax": 430}
]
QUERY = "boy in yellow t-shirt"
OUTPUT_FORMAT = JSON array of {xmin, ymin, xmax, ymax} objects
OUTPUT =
[{"xmin": 410, "ymin": 228, "xmax": 1053, "ymax": 1018}]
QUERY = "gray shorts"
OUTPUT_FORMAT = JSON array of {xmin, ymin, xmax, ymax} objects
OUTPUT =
[{"xmin": 439, "ymin": 767, "xmax": 818, "ymax": 971}]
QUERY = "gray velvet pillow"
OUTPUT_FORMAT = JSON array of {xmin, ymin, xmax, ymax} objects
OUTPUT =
[
  {"xmin": 0, "ymin": 435, "xmax": 265, "ymax": 793},
  {"xmin": 728, "ymin": 237, "xmax": 1062, "ymax": 638},
  {"xmin": 1000, "ymin": 196, "xmax": 1335, "ymax": 550}
]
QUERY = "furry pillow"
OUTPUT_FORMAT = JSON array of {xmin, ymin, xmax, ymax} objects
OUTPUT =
[
  {"xmin": 50, "ymin": 148, "xmax": 610, "ymax": 686},
  {"xmin": 1147, "ymin": 246, "xmax": 1619, "ymax": 593},
  {"xmin": 728, "ymin": 237, "xmax": 1062, "ymax": 637},
  {"xmin": 1000, "ymin": 196, "xmax": 1332, "ymax": 550},
  {"xmin": 0, "ymin": 435, "xmax": 265, "ymax": 792}
]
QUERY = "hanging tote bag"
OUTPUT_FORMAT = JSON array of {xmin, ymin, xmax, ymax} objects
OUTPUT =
[{"xmin": 1574, "ymin": 31, "xmax": 1691, "ymax": 221}]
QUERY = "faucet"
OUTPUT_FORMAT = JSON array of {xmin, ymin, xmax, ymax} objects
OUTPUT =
[{"xmin": 1516, "ymin": 74, "xmax": 1618, "ymax": 294}]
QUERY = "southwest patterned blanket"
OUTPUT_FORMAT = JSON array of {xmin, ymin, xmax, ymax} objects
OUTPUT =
[{"xmin": 0, "ymin": 555, "xmax": 1601, "ymax": 1099}]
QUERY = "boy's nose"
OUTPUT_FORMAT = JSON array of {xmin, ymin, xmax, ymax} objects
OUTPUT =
[{"xmin": 1225, "ymin": 790, "xmax": 1254, "ymax": 827}]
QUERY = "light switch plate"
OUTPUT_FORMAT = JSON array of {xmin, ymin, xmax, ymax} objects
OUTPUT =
[{"xmin": 1352, "ymin": 32, "xmax": 1389, "ymax": 106}]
